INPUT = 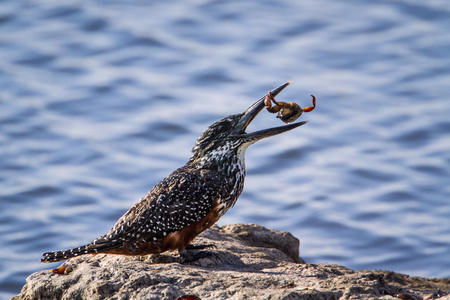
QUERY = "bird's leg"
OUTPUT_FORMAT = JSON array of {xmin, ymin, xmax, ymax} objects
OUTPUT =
[
  {"xmin": 185, "ymin": 243, "xmax": 216, "ymax": 250},
  {"xmin": 178, "ymin": 246, "xmax": 215, "ymax": 263}
]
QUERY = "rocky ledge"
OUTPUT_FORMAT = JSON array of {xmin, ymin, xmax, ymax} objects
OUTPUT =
[{"xmin": 14, "ymin": 224, "xmax": 449, "ymax": 300}]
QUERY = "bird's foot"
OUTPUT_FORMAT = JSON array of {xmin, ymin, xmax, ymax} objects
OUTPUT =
[
  {"xmin": 178, "ymin": 249, "xmax": 215, "ymax": 263},
  {"xmin": 184, "ymin": 243, "xmax": 216, "ymax": 251}
]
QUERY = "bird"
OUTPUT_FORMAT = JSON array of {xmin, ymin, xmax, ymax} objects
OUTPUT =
[{"xmin": 41, "ymin": 82, "xmax": 308, "ymax": 263}]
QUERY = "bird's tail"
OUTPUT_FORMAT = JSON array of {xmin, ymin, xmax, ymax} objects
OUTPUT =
[{"xmin": 41, "ymin": 241, "xmax": 122, "ymax": 263}]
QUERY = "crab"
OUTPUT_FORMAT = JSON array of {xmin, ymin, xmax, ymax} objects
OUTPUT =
[{"xmin": 264, "ymin": 91, "xmax": 316, "ymax": 124}]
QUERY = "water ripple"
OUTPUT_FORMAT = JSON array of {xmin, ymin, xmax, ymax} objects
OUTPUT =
[{"xmin": 1, "ymin": 0, "xmax": 449, "ymax": 298}]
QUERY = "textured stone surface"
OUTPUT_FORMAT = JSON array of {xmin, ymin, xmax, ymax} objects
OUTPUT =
[{"xmin": 14, "ymin": 224, "xmax": 450, "ymax": 300}]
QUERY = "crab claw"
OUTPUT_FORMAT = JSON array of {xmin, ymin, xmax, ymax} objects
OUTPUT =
[{"xmin": 302, "ymin": 95, "xmax": 316, "ymax": 113}]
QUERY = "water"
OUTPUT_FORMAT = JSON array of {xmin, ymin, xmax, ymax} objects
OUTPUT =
[{"xmin": 1, "ymin": 0, "xmax": 449, "ymax": 298}]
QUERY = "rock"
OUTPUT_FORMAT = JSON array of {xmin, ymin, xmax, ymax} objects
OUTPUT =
[{"xmin": 13, "ymin": 224, "xmax": 450, "ymax": 300}]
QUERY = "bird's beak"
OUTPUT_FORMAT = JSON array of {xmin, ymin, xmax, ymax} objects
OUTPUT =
[{"xmin": 234, "ymin": 82, "xmax": 308, "ymax": 141}]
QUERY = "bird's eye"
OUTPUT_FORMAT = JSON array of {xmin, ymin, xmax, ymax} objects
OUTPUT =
[{"xmin": 216, "ymin": 122, "xmax": 231, "ymax": 133}]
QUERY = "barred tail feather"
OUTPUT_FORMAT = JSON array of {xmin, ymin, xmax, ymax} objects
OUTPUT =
[
  {"xmin": 41, "ymin": 244, "xmax": 90, "ymax": 263},
  {"xmin": 41, "ymin": 241, "xmax": 123, "ymax": 263}
]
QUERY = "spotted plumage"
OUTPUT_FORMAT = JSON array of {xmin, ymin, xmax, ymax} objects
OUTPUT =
[{"xmin": 41, "ymin": 82, "xmax": 308, "ymax": 263}]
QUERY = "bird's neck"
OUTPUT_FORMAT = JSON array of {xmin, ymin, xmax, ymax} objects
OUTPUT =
[
  {"xmin": 188, "ymin": 144, "xmax": 251, "ymax": 178},
  {"xmin": 187, "ymin": 144, "xmax": 253, "ymax": 216}
]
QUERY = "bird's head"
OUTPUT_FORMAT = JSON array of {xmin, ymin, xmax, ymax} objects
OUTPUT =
[{"xmin": 189, "ymin": 82, "xmax": 308, "ymax": 170}]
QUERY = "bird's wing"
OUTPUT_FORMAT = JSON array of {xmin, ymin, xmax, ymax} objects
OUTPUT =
[{"xmin": 92, "ymin": 168, "xmax": 225, "ymax": 247}]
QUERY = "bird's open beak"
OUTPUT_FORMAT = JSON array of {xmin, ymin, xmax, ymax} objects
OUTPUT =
[{"xmin": 234, "ymin": 82, "xmax": 308, "ymax": 141}]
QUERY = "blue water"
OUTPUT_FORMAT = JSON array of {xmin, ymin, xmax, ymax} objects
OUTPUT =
[{"xmin": 1, "ymin": 0, "xmax": 449, "ymax": 298}]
